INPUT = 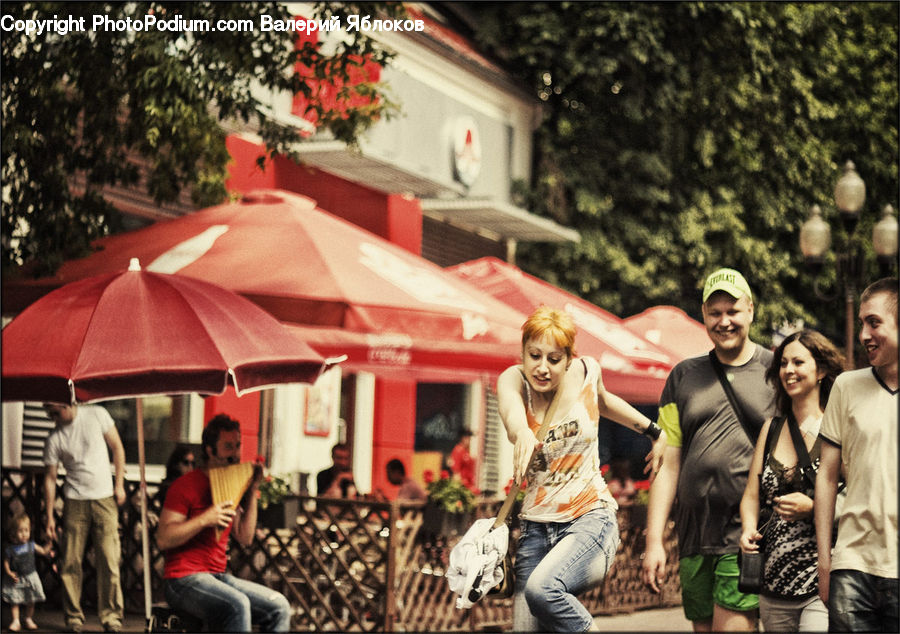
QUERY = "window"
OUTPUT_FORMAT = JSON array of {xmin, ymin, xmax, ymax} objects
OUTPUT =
[
  {"xmin": 414, "ymin": 383, "xmax": 466, "ymax": 455},
  {"xmin": 104, "ymin": 395, "xmax": 192, "ymax": 467}
]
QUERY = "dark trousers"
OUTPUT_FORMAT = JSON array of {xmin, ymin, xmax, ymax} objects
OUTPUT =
[{"xmin": 829, "ymin": 569, "xmax": 899, "ymax": 632}]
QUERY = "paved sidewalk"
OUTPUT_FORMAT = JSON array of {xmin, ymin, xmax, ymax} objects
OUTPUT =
[
  {"xmin": 0, "ymin": 608, "xmax": 146, "ymax": 633},
  {"xmin": 5, "ymin": 605, "xmax": 692, "ymax": 632},
  {"xmin": 594, "ymin": 606, "xmax": 692, "ymax": 631}
]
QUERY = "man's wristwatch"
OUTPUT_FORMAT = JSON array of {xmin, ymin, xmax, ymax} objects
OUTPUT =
[{"xmin": 643, "ymin": 421, "xmax": 662, "ymax": 441}]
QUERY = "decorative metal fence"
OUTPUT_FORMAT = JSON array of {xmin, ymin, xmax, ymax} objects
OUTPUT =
[{"xmin": 1, "ymin": 468, "xmax": 681, "ymax": 631}]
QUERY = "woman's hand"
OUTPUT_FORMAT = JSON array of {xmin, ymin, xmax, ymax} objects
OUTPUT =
[
  {"xmin": 739, "ymin": 528, "xmax": 763, "ymax": 554},
  {"xmin": 643, "ymin": 429, "xmax": 668, "ymax": 484},
  {"xmin": 513, "ymin": 428, "xmax": 540, "ymax": 485},
  {"xmin": 773, "ymin": 492, "xmax": 813, "ymax": 521}
]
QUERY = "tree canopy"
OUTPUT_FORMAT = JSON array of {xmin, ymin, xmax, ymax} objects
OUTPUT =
[
  {"xmin": 471, "ymin": 2, "xmax": 898, "ymax": 351},
  {"xmin": 2, "ymin": 1, "xmax": 400, "ymax": 275}
]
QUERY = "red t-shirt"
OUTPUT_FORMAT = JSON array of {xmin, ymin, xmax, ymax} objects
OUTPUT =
[
  {"xmin": 162, "ymin": 469, "xmax": 232, "ymax": 579},
  {"xmin": 450, "ymin": 444, "xmax": 475, "ymax": 489}
]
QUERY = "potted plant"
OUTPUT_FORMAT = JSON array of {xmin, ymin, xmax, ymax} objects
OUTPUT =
[
  {"xmin": 423, "ymin": 470, "xmax": 477, "ymax": 537},
  {"xmin": 630, "ymin": 479, "xmax": 651, "ymax": 527},
  {"xmin": 257, "ymin": 473, "xmax": 298, "ymax": 531}
]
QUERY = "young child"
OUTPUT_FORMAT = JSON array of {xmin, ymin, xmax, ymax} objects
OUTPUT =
[{"xmin": 2, "ymin": 513, "xmax": 50, "ymax": 632}]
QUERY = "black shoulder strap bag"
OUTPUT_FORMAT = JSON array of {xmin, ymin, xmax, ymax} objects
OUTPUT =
[{"xmin": 708, "ymin": 350, "xmax": 761, "ymax": 445}]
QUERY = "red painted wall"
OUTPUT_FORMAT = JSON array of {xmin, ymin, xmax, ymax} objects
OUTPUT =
[
  {"xmin": 203, "ymin": 387, "xmax": 261, "ymax": 463},
  {"xmin": 225, "ymin": 135, "xmax": 278, "ymax": 193},
  {"xmin": 369, "ymin": 378, "xmax": 416, "ymax": 496},
  {"xmin": 224, "ymin": 134, "xmax": 423, "ymax": 255}
]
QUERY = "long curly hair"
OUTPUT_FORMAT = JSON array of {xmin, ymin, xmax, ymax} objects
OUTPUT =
[{"xmin": 765, "ymin": 329, "xmax": 845, "ymax": 416}]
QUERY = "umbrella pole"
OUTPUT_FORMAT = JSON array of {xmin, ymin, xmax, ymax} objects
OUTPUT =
[{"xmin": 136, "ymin": 399, "xmax": 153, "ymax": 629}]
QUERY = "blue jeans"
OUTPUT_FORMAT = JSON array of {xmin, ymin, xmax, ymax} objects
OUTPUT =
[
  {"xmin": 513, "ymin": 506, "xmax": 619, "ymax": 632},
  {"xmin": 164, "ymin": 572, "xmax": 291, "ymax": 632},
  {"xmin": 829, "ymin": 569, "xmax": 899, "ymax": 632}
]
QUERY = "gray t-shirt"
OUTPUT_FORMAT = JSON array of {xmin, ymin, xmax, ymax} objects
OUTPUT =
[{"xmin": 657, "ymin": 345, "xmax": 775, "ymax": 557}]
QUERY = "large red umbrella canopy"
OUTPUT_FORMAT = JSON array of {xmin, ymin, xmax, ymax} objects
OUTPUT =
[
  {"xmin": 5, "ymin": 190, "xmax": 525, "ymax": 375},
  {"xmin": 447, "ymin": 257, "xmax": 675, "ymax": 403},
  {"xmin": 624, "ymin": 305, "xmax": 711, "ymax": 362},
  {"xmin": 1, "ymin": 259, "xmax": 324, "ymax": 404}
]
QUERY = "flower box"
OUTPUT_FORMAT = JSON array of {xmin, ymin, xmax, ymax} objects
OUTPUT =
[
  {"xmin": 422, "ymin": 502, "xmax": 471, "ymax": 538},
  {"xmin": 258, "ymin": 495, "xmax": 300, "ymax": 531}
]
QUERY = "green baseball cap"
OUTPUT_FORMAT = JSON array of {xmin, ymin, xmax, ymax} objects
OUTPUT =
[{"xmin": 702, "ymin": 268, "xmax": 753, "ymax": 303}]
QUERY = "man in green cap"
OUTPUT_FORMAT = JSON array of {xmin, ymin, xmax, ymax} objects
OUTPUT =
[{"xmin": 642, "ymin": 268, "xmax": 776, "ymax": 631}]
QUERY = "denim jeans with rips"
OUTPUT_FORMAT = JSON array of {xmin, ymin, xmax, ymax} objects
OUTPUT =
[
  {"xmin": 829, "ymin": 569, "xmax": 899, "ymax": 632},
  {"xmin": 513, "ymin": 505, "xmax": 619, "ymax": 632},
  {"xmin": 164, "ymin": 572, "xmax": 291, "ymax": 632}
]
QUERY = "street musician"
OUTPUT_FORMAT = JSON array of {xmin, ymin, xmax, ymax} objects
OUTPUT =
[{"xmin": 156, "ymin": 414, "xmax": 290, "ymax": 632}]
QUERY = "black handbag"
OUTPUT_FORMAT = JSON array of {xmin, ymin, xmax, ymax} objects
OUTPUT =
[
  {"xmin": 738, "ymin": 412, "xmax": 817, "ymax": 594},
  {"xmin": 737, "ymin": 549, "xmax": 765, "ymax": 594}
]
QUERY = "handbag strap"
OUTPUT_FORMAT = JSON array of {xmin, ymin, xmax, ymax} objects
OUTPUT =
[
  {"xmin": 785, "ymin": 410, "xmax": 816, "ymax": 490},
  {"xmin": 709, "ymin": 350, "xmax": 760, "ymax": 445},
  {"xmin": 757, "ymin": 415, "xmax": 782, "ymax": 498},
  {"xmin": 492, "ymin": 365, "xmax": 569, "ymax": 530},
  {"xmin": 754, "ymin": 415, "xmax": 781, "ymax": 537}
]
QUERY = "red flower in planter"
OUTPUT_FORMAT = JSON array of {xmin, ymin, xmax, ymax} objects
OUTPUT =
[{"xmin": 424, "ymin": 470, "xmax": 434, "ymax": 484}]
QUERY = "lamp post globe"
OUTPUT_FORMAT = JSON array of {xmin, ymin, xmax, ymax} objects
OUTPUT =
[
  {"xmin": 834, "ymin": 160, "xmax": 866, "ymax": 229},
  {"xmin": 799, "ymin": 204, "xmax": 832, "ymax": 269},
  {"xmin": 873, "ymin": 204, "xmax": 899, "ymax": 274}
]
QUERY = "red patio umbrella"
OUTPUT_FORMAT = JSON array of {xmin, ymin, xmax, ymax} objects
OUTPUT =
[
  {"xmin": 447, "ymin": 257, "xmax": 675, "ymax": 404},
  {"xmin": 623, "ymin": 305, "xmax": 711, "ymax": 362},
  {"xmin": 2, "ymin": 259, "xmax": 324, "ymax": 403},
  {"xmin": 4, "ymin": 190, "xmax": 525, "ymax": 376},
  {"xmin": 1, "ymin": 259, "xmax": 326, "ymax": 626}
]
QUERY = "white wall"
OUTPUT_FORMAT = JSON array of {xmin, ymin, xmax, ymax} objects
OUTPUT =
[
  {"xmin": 270, "ymin": 366, "xmax": 343, "ymax": 487},
  {"xmin": 2, "ymin": 402, "xmax": 23, "ymax": 468},
  {"xmin": 351, "ymin": 372, "xmax": 375, "ymax": 495}
]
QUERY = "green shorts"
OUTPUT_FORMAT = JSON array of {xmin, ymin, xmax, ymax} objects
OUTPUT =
[{"xmin": 678, "ymin": 553, "xmax": 759, "ymax": 622}]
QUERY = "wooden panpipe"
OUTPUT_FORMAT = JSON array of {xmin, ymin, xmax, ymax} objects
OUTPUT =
[{"xmin": 208, "ymin": 462, "xmax": 254, "ymax": 540}]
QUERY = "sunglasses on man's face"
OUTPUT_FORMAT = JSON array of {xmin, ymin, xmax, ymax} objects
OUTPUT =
[{"xmin": 181, "ymin": 459, "xmax": 195, "ymax": 467}]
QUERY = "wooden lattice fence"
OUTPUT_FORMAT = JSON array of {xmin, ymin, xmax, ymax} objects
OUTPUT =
[{"xmin": 1, "ymin": 468, "xmax": 680, "ymax": 631}]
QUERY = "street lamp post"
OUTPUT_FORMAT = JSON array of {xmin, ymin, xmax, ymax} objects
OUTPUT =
[{"xmin": 799, "ymin": 160, "xmax": 899, "ymax": 369}]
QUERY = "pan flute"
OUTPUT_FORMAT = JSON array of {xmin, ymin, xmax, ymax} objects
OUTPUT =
[{"xmin": 208, "ymin": 462, "xmax": 254, "ymax": 540}]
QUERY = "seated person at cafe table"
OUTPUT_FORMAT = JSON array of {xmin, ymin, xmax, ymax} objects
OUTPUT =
[
  {"xmin": 156, "ymin": 414, "xmax": 291, "ymax": 632},
  {"xmin": 386, "ymin": 459, "xmax": 428, "ymax": 502},
  {"xmin": 317, "ymin": 443, "xmax": 357, "ymax": 498}
]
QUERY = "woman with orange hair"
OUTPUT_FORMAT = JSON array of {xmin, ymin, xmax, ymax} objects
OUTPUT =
[{"xmin": 497, "ymin": 306, "xmax": 666, "ymax": 631}]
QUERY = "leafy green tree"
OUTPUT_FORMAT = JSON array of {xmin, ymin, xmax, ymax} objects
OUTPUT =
[
  {"xmin": 473, "ymin": 2, "xmax": 898, "ymax": 349},
  {"xmin": 2, "ymin": 1, "xmax": 400, "ymax": 275}
]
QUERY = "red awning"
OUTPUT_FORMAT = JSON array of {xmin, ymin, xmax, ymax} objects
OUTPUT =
[
  {"xmin": 447, "ymin": 257, "xmax": 675, "ymax": 403},
  {"xmin": 5, "ymin": 191, "xmax": 525, "ymax": 379},
  {"xmin": 285, "ymin": 324, "xmax": 517, "ymax": 383}
]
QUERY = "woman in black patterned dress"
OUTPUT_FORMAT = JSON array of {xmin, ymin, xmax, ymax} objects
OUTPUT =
[{"xmin": 738, "ymin": 330, "xmax": 844, "ymax": 631}]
